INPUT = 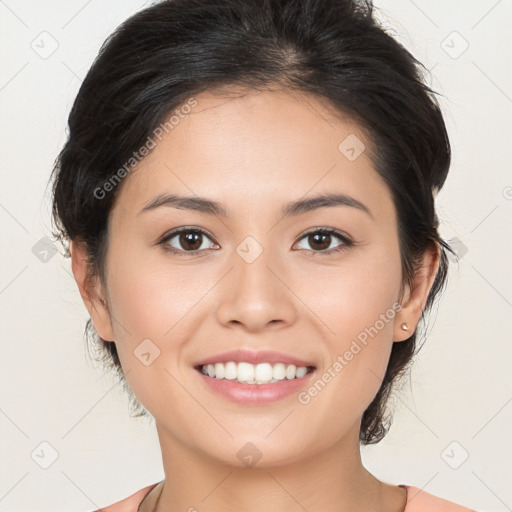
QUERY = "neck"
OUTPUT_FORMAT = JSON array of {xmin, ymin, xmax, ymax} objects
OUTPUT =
[{"xmin": 141, "ymin": 421, "xmax": 404, "ymax": 512}]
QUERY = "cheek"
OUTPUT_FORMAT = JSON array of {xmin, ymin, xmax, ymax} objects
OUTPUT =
[
  {"xmin": 303, "ymin": 241, "xmax": 402, "ymax": 343},
  {"xmin": 102, "ymin": 245, "xmax": 207, "ymax": 418},
  {"xmin": 299, "ymin": 244, "xmax": 402, "ymax": 413},
  {"xmin": 105, "ymin": 242, "xmax": 211, "ymax": 345}
]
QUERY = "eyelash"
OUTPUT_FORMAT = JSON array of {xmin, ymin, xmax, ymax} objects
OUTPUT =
[{"xmin": 158, "ymin": 226, "xmax": 354, "ymax": 257}]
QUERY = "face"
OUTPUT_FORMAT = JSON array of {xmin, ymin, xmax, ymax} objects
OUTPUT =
[{"xmin": 76, "ymin": 88, "xmax": 425, "ymax": 467}]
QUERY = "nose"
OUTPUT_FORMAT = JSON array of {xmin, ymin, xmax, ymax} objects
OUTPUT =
[{"xmin": 214, "ymin": 244, "xmax": 297, "ymax": 332}]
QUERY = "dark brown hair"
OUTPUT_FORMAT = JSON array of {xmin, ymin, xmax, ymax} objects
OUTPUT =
[{"xmin": 50, "ymin": 0, "xmax": 454, "ymax": 444}]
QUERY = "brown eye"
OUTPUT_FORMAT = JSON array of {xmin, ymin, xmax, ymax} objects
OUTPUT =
[
  {"xmin": 307, "ymin": 232, "xmax": 332, "ymax": 251},
  {"xmin": 160, "ymin": 227, "xmax": 217, "ymax": 255},
  {"xmin": 177, "ymin": 231, "xmax": 203, "ymax": 251},
  {"xmin": 295, "ymin": 228, "xmax": 353, "ymax": 255}
]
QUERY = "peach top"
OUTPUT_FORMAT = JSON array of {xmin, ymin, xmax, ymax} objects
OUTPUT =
[{"xmin": 92, "ymin": 482, "xmax": 478, "ymax": 512}]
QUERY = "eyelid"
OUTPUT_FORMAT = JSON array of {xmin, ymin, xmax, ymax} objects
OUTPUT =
[
  {"xmin": 160, "ymin": 226, "xmax": 216, "ymax": 241},
  {"xmin": 298, "ymin": 226, "xmax": 352, "ymax": 241}
]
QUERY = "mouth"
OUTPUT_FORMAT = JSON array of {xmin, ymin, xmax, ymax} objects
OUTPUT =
[
  {"xmin": 193, "ymin": 359, "xmax": 318, "ymax": 405},
  {"xmin": 192, "ymin": 349, "xmax": 318, "ymax": 404},
  {"xmin": 194, "ymin": 361, "xmax": 316, "ymax": 385}
]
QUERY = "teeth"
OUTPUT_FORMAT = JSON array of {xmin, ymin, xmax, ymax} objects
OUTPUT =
[
  {"xmin": 199, "ymin": 361, "xmax": 311, "ymax": 384},
  {"xmin": 214, "ymin": 363, "xmax": 225, "ymax": 379}
]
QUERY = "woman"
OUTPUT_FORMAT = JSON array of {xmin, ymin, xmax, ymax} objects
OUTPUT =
[{"xmin": 50, "ymin": 0, "xmax": 478, "ymax": 510}]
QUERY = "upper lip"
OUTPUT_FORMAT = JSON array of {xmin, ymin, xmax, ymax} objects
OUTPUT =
[{"xmin": 194, "ymin": 349, "xmax": 316, "ymax": 368}]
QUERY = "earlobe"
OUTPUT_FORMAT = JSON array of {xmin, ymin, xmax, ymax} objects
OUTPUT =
[
  {"xmin": 394, "ymin": 242, "xmax": 441, "ymax": 342},
  {"xmin": 70, "ymin": 240, "xmax": 115, "ymax": 342}
]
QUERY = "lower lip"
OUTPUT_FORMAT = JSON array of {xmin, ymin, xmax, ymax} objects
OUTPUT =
[{"xmin": 195, "ymin": 368, "xmax": 317, "ymax": 404}]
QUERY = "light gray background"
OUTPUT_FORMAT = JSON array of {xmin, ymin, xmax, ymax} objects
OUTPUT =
[{"xmin": 0, "ymin": 1, "xmax": 511, "ymax": 511}]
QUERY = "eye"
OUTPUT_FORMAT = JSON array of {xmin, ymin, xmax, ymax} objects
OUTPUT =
[
  {"xmin": 294, "ymin": 228, "xmax": 353, "ymax": 255},
  {"xmin": 159, "ymin": 226, "xmax": 354, "ymax": 257},
  {"xmin": 159, "ymin": 227, "xmax": 218, "ymax": 256}
]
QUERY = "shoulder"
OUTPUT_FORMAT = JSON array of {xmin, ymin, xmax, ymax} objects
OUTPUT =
[
  {"xmin": 90, "ymin": 483, "xmax": 159, "ymax": 512},
  {"xmin": 403, "ymin": 485, "xmax": 478, "ymax": 512}
]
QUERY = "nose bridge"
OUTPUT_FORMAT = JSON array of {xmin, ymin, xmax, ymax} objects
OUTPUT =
[
  {"xmin": 234, "ymin": 235, "xmax": 279, "ymax": 298},
  {"xmin": 215, "ymin": 233, "xmax": 296, "ymax": 330}
]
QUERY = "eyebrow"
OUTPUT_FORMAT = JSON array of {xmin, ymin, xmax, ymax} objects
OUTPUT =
[{"xmin": 138, "ymin": 192, "xmax": 373, "ymax": 219}]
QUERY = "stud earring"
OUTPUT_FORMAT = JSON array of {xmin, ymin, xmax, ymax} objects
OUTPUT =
[{"xmin": 401, "ymin": 322, "xmax": 409, "ymax": 331}]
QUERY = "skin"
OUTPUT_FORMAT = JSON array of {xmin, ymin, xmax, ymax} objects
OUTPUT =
[{"xmin": 71, "ymin": 87, "xmax": 440, "ymax": 512}]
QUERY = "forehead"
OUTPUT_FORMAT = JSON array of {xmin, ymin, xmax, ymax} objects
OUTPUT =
[{"xmin": 111, "ymin": 87, "xmax": 394, "ymax": 224}]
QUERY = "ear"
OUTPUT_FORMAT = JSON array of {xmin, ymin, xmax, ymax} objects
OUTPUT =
[
  {"xmin": 70, "ymin": 240, "xmax": 115, "ymax": 342},
  {"xmin": 393, "ymin": 242, "xmax": 441, "ymax": 342}
]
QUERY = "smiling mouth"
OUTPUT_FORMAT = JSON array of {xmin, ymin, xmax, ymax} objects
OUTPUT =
[{"xmin": 194, "ymin": 361, "xmax": 316, "ymax": 385}]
